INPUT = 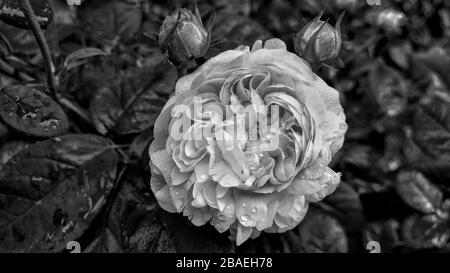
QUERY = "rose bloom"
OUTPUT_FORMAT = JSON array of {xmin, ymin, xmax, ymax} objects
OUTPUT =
[{"xmin": 149, "ymin": 39, "xmax": 347, "ymax": 245}]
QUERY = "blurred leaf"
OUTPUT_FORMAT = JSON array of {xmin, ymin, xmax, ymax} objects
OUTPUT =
[
  {"xmin": 411, "ymin": 47, "xmax": 450, "ymax": 91},
  {"xmin": 254, "ymin": 0, "xmax": 301, "ymax": 40},
  {"xmin": 63, "ymin": 47, "xmax": 106, "ymax": 71},
  {"xmin": 211, "ymin": 0, "xmax": 253, "ymax": 16},
  {"xmin": 363, "ymin": 220, "xmax": 400, "ymax": 253},
  {"xmin": 296, "ymin": 207, "xmax": 348, "ymax": 253},
  {"xmin": 79, "ymin": 0, "xmax": 143, "ymax": 49},
  {"xmin": 413, "ymin": 96, "xmax": 450, "ymax": 161},
  {"xmin": 341, "ymin": 144, "xmax": 384, "ymax": 181},
  {"xmin": 206, "ymin": 13, "xmax": 271, "ymax": 58},
  {"xmin": 0, "ymin": 140, "xmax": 29, "ymax": 166},
  {"xmin": 159, "ymin": 211, "xmax": 234, "ymax": 253},
  {"xmin": 0, "ymin": 121, "xmax": 8, "ymax": 138},
  {"xmin": 128, "ymin": 127, "xmax": 153, "ymax": 161},
  {"xmin": 127, "ymin": 211, "xmax": 176, "ymax": 253},
  {"xmin": 83, "ymin": 227, "xmax": 123, "ymax": 253},
  {"xmin": 61, "ymin": 55, "xmax": 117, "ymax": 104},
  {"xmin": 342, "ymin": 144, "xmax": 378, "ymax": 170},
  {"xmin": 402, "ymin": 214, "xmax": 450, "ymax": 249},
  {"xmin": 324, "ymin": 182, "xmax": 365, "ymax": 232},
  {"xmin": 0, "ymin": 22, "xmax": 38, "ymax": 54},
  {"xmin": 0, "ymin": 0, "xmax": 53, "ymax": 30},
  {"xmin": 99, "ymin": 170, "xmax": 232, "ymax": 253},
  {"xmin": 360, "ymin": 190, "xmax": 415, "ymax": 221},
  {"xmin": 0, "ymin": 85, "xmax": 69, "ymax": 137},
  {"xmin": 89, "ymin": 56, "xmax": 175, "ymax": 135},
  {"xmin": 388, "ymin": 42, "xmax": 411, "ymax": 70},
  {"xmin": 395, "ymin": 170, "xmax": 443, "ymax": 214},
  {"xmin": 412, "ymin": 160, "xmax": 450, "ymax": 187},
  {"xmin": 0, "ymin": 134, "xmax": 118, "ymax": 252},
  {"xmin": 297, "ymin": 0, "xmax": 335, "ymax": 14},
  {"xmin": 368, "ymin": 59, "xmax": 407, "ymax": 117}
]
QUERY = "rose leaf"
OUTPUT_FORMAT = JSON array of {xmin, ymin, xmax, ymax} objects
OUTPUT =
[
  {"xmin": 395, "ymin": 170, "xmax": 443, "ymax": 214},
  {"xmin": 0, "ymin": 134, "xmax": 119, "ymax": 252},
  {"xmin": 0, "ymin": 0, "xmax": 53, "ymax": 30},
  {"xmin": 0, "ymin": 85, "xmax": 69, "ymax": 137},
  {"xmin": 89, "ymin": 58, "xmax": 175, "ymax": 136}
]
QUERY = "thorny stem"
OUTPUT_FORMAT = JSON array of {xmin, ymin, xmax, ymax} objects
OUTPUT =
[{"xmin": 20, "ymin": 0, "xmax": 59, "ymax": 100}]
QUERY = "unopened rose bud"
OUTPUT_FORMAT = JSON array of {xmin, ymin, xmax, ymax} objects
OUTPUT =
[
  {"xmin": 294, "ymin": 12, "xmax": 344, "ymax": 65},
  {"xmin": 159, "ymin": 7, "xmax": 213, "ymax": 66}
]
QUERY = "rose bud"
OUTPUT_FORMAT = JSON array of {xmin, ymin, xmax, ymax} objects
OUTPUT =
[
  {"xmin": 159, "ymin": 6, "xmax": 213, "ymax": 66},
  {"xmin": 294, "ymin": 12, "xmax": 344, "ymax": 65}
]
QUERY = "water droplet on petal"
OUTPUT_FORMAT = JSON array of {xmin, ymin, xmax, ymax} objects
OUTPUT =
[
  {"xmin": 225, "ymin": 143, "xmax": 234, "ymax": 151},
  {"xmin": 241, "ymin": 214, "xmax": 250, "ymax": 222},
  {"xmin": 40, "ymin": 119, "xmax": 60, "ymax": 128},
  {"xmin": 31, "ymin": 176, "xmax": 42, "ymax": 182}
]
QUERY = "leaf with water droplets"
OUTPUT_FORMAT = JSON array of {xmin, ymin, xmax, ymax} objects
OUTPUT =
[
  {"xmin": 0, "ymin": 85, "xmax": 69, "ymax": 137},
  {"xmin": 395, "ymin": 170, "xmax": 443, "ymax": 214},
  {"xmin": 0, "ymin": 134, "xmax": 118, "ymax": 252},
  {"xmin": 412, "ymin": 95, "xmax": 450, "ymax": 162},
  {"xmin": 0, "ymin": 0, "xmax": 53, "ymax": 30},
  {"xmin": 368, "ymin": 59, "xmax": 407, "ymax": 117},
  {"xmin": 402, "ymin": 214, "xmax": 450, "ymax": 249},
  {"xmin": 0, "ymin": 140, "xmax": 29, "ymax": 167},
  {"xmin": 411, "ymin": 47, "xmax": 450, "ymax": 91}
]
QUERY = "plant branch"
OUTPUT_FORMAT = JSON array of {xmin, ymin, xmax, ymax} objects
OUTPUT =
[
  {"xmin": 20, "ymin": 0, "xmax": 59, "ymax": 100},
  {"xmin": 59, "ymin": 97, "xmax": 93, "ymax": 125}
]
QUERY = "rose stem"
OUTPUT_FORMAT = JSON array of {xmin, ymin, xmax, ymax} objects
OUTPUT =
[
  {"xmin": 19, "ymin": 0, "xmax": 96, "ymax": 126},
  {"xmin": 20, "ymin": 0, "xmax": 59, "ymax": 100}
]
